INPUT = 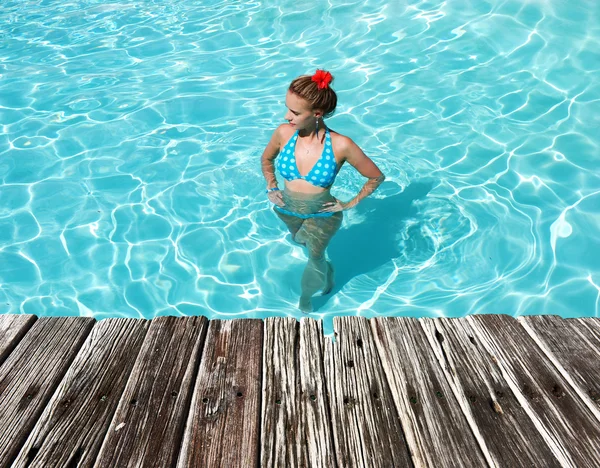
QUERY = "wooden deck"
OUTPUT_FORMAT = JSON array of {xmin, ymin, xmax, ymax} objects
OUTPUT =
[{"xmin": 1, "ymin": 314, "xmax": 599, "ymax": 467}]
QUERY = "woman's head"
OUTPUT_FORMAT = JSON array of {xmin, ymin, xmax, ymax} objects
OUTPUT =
[{"xmin": 284, "ymin": 70, "xmax": 337, "ymax": 128}]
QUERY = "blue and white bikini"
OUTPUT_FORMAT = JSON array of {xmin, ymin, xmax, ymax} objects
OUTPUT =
[
  {"xmin": 273, "ymin": 128, "xmax": 340, "ymax": 219},
  {"xmin": 275, "ymin": 127, "xmax": 338, "ymax": 188}
]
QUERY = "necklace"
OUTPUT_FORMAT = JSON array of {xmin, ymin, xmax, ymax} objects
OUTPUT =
[
  {"xmin": 297, "ymin": 134, "xmax": 322, "ymax": 155},
  {"xmin": 297, "ymin": 137, "xmax": 311, "ymax": 155}
]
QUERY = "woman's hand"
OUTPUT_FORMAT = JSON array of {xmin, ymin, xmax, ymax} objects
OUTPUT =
[
  {"xmin": 267, "ymin": 189, "xmax": 285, "ymax": 207},
  {"xmin": 318, "ymin": 198, "xmax": 347, "ymax": 213}
]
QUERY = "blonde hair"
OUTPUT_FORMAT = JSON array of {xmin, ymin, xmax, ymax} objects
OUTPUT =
[{"xmin": 289, "ymin": 71, "xmax": 337, "ymax": 118}]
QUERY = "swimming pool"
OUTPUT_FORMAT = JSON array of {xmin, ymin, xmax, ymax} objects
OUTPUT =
[{"xmin": 1, "ymin": 0, "xmax": 599, "ymax": 335}]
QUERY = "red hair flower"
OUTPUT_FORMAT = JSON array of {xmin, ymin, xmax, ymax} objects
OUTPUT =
[{"xmin": 312, "ymin": 69, "xmax": 332, "ymax": 90}]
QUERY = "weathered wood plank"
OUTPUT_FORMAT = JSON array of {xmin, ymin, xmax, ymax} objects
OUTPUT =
[
  {"xmin": 299, "ymin": 318, "xmax": 336, "ymax": 468},
  {"xmin": 520, "ymin": 316, "xmax": 600, "ymax": 419},
  {"xmin": 0, "ymin": 314, "xmax": 36, "ymax": 367},
  {"xmin": 260, "ymin": 318, "xmax": 336, "ymax": 468},
  {"xmin": 468, "ymin": 314, "xmax": 600, "ymax": 467},
  {"xmin": 12, "ymin": 318, "xmax": 148, "ymax": 467},
  {"xmin": 0, "ymin": 317, "xmax": 94, "ymax": 467},
  {"xmin": 372, "ymin": 317, "xmax": 487, "ymax": 468},
  {"xmin": 422, "ymin": 318, "xmax": 560, "ymax": 467},
  {"xmin": 261, "ymin": 317, "xmax": 300, "ymax": 467},
  {"xmin": 95, "ymin": 316, "xmax": 207, "ymax": 468},
  {"xmin": 324, "ymin": 316, "xmax": 411, "ymax": 468},
  {"xmin": 577, "ymin": 318, "xmax": 600, "ymax": 341},
  {"xmin": 177, "ymin": 319, "xmax": 263, "ymax": 468}
]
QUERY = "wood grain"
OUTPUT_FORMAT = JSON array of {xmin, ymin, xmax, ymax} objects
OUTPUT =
[
  {"xmin": 325, "ymin": 316, "xmax": 411, "ymax": 468},
  {"xmin": 12, "ymin": 318, "xmax": 148, "ymax": 467},
  {"xmin": 423, "ymin": 317, "xmax": 560, "ymax": 467},
  {"xmin": 94, "ymin": 316, "xmax": 207, "ymax": 468},
  {"xmin": 520, "ymin": 315, "xmax": 600, "ymax": 420},
  {"xmin": 260, "ymin": 318, "xmax": 336, "ymax": 468},
  {"xmin": 372, "ymin": 317, "xmax": 487, "ymax": 468},
  {"xmin": 0, "ymin": 317, "xmax": 94, "ymax": 467},
  {"xmin": 0, "ymin": 314, "xmax": 36, "ymax": 367},
  {"xmin": 298, "ymin": 318, "xmax": 336, "ymax": 468},
  {"xmin": 177, "ymin": 319, "xmax": 263, "ymax": 468},
  {"xmin": 261, "ymin": 317, "xmax": 300, "ymax": 467},
  {"xmin": 468, "ymin": 314, "xmax": 600, "ymax": 467}
]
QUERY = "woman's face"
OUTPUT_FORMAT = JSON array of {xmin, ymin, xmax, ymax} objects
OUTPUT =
[{"xmin": 284, "ymin": 91, "xmax": 320, "ymax": 130}]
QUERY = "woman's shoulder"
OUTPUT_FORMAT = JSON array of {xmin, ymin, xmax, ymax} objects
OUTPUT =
[
  {"xmin": 328, "ymin": 128, "xmax": 358, "ymax": 154},
  {"xmin": 269, "ymin": 123, "xmax": 294, "ymax": 149},
  {"xmin": 276, "ymin": 123, "xmax": 296, "ymax": 140}
]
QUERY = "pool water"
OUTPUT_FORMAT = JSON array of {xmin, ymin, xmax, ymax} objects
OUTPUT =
[{"xmin": 1, "ymin": 0, "xmax": 599, "ymax": 334}]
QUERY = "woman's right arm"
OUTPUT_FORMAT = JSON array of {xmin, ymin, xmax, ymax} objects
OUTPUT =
[{"xmin": 261, "ymin": 125, "xmax": 283, "ymax": 190}]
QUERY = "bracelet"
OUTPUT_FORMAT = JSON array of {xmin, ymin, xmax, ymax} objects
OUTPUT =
[{"xmin": 265, "ymin": 187, "xmax": 280, "ymax": 193}]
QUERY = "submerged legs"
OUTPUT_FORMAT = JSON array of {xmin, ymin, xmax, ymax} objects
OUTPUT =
[
  {"xmin": 296, "ymin": 214, "xmax": 342, "ymax": 312},
  {"xmin": 273, "ymin": 209, "xmax": 305, "ymax": 243},
  {"xmin": 274, "ymin": 206, "xmax": 342, "ymax": 312}
]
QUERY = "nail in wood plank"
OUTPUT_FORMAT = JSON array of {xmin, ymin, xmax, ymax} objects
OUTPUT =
[
  {"xmin": 299, "ymin": 318, "xmax": 336, "ymax": 468},
  {"xmin": 372, "ymin": 317, "xmax": 487, "ymax": 468},
  {"xmin": 95, "ymin": 316, "xmax": 207, "ymax": 468},
  {"xmin": 13, "ymin": 318, "xmax": 148, "ymax": 467},
  {"xmin": 0, "ymin": 317, "xmax": 94, "ymax": 467},
  {"xmin": 0, "ymin": 314, "xmax": 36, "ymax": 367},
  {"xmin": 423, "ymin": 318, "xmax": 560, "ymax": 467},
  {"xmin": 469, "ymin": 314, "xmax": 600, "ymax": 467},
  {"xmin": 261, "ymin": 318, "xmax": 336, "ymax": 468},
  {"xmin": 178, "ymin": 319, "xmax": 262, "ymax": 468},
  {"xmin": 520, "ymin": 315, "xmax": 600, "ymax": 420},
  {"xmin": 261, "ymin": 317, "xmax": 301, "ymax": 467},
  {"xmin": 325, "ymin": 316, "xmax": 411, "ymax": 468}
]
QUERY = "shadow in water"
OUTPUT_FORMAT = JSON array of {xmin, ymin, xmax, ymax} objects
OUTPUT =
[{"xmin": 312, "ymin": 180, "xmax": 433, "ymax": 311}]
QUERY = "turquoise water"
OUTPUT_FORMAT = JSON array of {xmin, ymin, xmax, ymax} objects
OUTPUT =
[{"xmin": 1, "ymin": 0, "xmax": 599, "ymax": 333}]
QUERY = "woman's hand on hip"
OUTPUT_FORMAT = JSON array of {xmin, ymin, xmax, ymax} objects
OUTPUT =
[
  {"xmin": 318, "ymin": 198, "xmax": 347, "ymax": 213},
  {"xmin": 267, "ymin": 190, "xmax": 285, "ymax": 207}
]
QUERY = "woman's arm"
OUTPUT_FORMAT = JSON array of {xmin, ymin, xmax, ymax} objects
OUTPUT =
[
  {"xmin": 336, "ymin": 137, "xmax": 385, "ymax": 209},
  {"xmin": 261, "ymin": 126, "xmax": 283, "ymax": 190}
]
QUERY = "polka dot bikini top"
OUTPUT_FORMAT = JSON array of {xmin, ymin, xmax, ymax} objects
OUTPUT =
[{"xmin": 275, "ymin": 128, "xmax": 339, "ymax": 188}]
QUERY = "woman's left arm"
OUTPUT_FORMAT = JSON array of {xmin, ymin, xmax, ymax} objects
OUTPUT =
[{"xmin": 322, "ymin": 137, "xmax": 385, "ymax": 211}]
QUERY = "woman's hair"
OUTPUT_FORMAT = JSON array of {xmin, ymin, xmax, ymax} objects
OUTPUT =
[{"xmin": 289, "ymin": 71, "xmax": 337, "ymax": 118}]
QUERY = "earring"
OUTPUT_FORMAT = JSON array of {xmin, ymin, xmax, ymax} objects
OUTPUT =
[{"xmin": 315, "ymin": 118, "xmax": 319, "ymax": 135}]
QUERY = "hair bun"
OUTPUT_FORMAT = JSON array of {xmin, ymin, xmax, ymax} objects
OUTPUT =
[{"xmin": 311, "ymin": 69, "xmax": 333, "ymax": 90}]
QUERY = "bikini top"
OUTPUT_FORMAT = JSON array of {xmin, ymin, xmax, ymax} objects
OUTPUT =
[{"xmin": 275, "ymin": 128, "xmax": 339, "ymax": 188}]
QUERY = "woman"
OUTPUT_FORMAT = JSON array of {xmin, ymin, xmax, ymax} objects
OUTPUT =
[{"xmin": 261, "ymin": 69, "xmax": 385, "ymax": 312}]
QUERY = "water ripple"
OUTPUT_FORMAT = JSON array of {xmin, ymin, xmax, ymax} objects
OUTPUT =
[{"xmin": 1, "ymin": 0, "xmax": 599, "ymax": 332}]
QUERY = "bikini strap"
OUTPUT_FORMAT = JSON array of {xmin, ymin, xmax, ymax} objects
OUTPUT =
[{"xmin": 283, "ymin": 130, "xmax": 299, "ymax": 151}]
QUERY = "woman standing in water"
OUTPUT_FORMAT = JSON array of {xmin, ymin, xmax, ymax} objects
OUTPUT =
[{"xmin": 261, "ymin": 69, "xmax": 385, "ymax": 312}]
